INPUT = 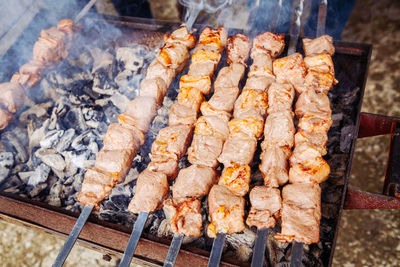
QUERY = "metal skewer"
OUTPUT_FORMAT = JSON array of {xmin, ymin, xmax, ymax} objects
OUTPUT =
[
  {"xmin": 53, "ymin": 204, "xmax": 94, "ymax": 267},
  {"xmin": 251, "ymin": 228, "xmax": 269, "ymax": 267},
  {"xmin": 269, "ymin": 0, "xmax": 283, "ymax": 33},
  {"xmin": 118, "ymin": 211, "xmax": 149, "ymax": 267},
  {"xmin": 316, "ymin": 0, "xmax": 327, "ymax": 37},
  {"xmin": 288, "ymin": 0, "xmax": 304, "ymax": 55},
  {"xmin": 75, "ymin": 0, "xmax": 98, "ymax": 23},
  {"xmin": 290, "ymin": 241, "xmax": 304, "ymax": 267},
  {"xmin": 163, "ymin": 234, "xmax": 184, "ymax": 267},
  {"xmin": 207, "ymin": 232, "xmax": 226, "ymax": 267}
]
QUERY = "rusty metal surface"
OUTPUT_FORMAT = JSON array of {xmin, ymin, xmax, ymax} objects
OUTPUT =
[
  {"xmin": 384, "ymin": 121, "xmax": 400, "ymax": 197},
  {"xmin": 344, "ymin": 187, "xmax": 400, "ymax": 209},
  {"xmin": 358, "ymin": 112, "xmax": 400, "ymax": 138}
]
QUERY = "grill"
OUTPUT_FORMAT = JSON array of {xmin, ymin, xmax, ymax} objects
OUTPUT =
[{"xmin": 0, "ymin": 13, "xmax": 399, "ymax": 267}]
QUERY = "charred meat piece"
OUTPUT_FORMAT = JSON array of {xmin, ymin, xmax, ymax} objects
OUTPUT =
[
  {"xmin": 233, "ymin": 89, "xmax": 268, "ymax": 119},
  {"xmin": 218, "ymin": 163, "xmax": 251, "ymax": 196},
  {"xmin": 164, "ymin": 26, "xmax": 196, "ymax": 49},
  {"xmin": 208, "ymin": 86, "xmax": 240, "ymax": 113},
  {"xmin": 228, "ymin": 116, "xmax": 264, "ymax": 140},
  {"xmin": 177, "ymin": 86, "xmax": 204, "ymax": 112},
  {"xmin": 0, "ymin": 108, "xmax": 13, "ymax": 130},
  {"xmin": 273, "ymin": 53, "xmax": 307, "ymax": 94},
  {"xmin": 267, "ymin": 82, "xmax": 295, "ymax": 113},
  {"xmin": 180, "ymin": 74, "xmax": 211, "ymax": 95},
  {"xmin": 207, "ymin": 185, "xmax": 245, "ymax": 237},
  {"xmin": 295, "ymin": 88, "xmax": 332, "ymax": 118},
  {"xmin": 304, "ymin": 53, "xmax": 335, "ymax": 76},
  {"xmin": 128, "ymin": 169, "xmax": 169, "ymax": 213},
  {"xmin": 77, "ymin": 168, "xmax": 113, "ymax": 209},
  {"xmin": 163, "ymin": 198, "xmax": 202, "ymax": 237},
  {"xmin": 251, "ymin": 32, "xmax": 285, "ymax": 58},
  {"xmin": 103, "ymin": 123, "xmax": 145, "ymax": 151},
  {"xmin": 218, "ymin": 136, "xmax": 257, "ymax": 166},
  {"xmin": 11, "ymin": 60, "xmax": 44, "ymax": 89},
  {"xmin": 0, "ymin": 82, "xmax": 26, "ymax": 113},
  {"xmin": 289, "ymin": 142, "xmax": 330, "ymax": 184},
  {"xmin": 275, "ymin": 183, "xmax": 321, "ymax": 244},
  {"xmin": 194, "ymin": 115, "xmax": 229, "ymax": 141},
  {"xmin": 243, "ymin": 75, "xmax": 275, "ymax": 92},
  {"xmin": 139, "ymin": 77, "xmax": 168, "ymax": 106},
  {"xmin": 246, "ymin": 186, "xmax": 282, "ymax": 229},
  {"xmin": 188, "ymin": 134, "xmax": 224, "ymax": 168},
  {"xmin": 263, "ymin": 110, "xmax": 295, "ymax": 148},
  {"xmin": 157, "ymin": 42, "xmax": 190, "ymax": 70},
  {"xmin": 259, "ymin": 144, "xmax": 291, "ymax": 187},
  {"xmin": 94, "ymin": 149, "xmax": 135, "ymax": 183},
  {"xmin": 198, "ymin": 27, "xmax": 227, "ymax": 52},
  {"xmin": 213, "ymin": 63, "xmax": 245, "ymax": 89},
  {"xmin": 226, "ymin": 34, "xmax": 251, "ymax": 65},
  {"xmin": 172, "ymin": 164, "xmax": 218, "ymax": 198},
  {"xmin": 302, "ymin": 35, "xmax": 335, "ymax": 57},
  {"xmin": 151, "ymin": 124, "xmax": 193, "ymax": 159},
  {"xmin": 200, "ymin": 101, "xmax": 231, "ymax": 122},
  {"xmin": 169, "ymin": 103, "xmax": 198, "ymax": 126},
  {"xmin": 148, "ymin": 153, "xmax": 179, "ymax": 181}
]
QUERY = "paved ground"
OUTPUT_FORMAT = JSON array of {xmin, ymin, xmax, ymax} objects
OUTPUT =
[{"xmin": 1, "ymin": 0, "xmax": 399, "ymax": 266}]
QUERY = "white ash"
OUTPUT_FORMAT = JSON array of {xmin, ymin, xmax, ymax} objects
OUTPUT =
[
  {"xmin": 0, "ymin": 152, "xmax": 14, "ymax": 183},
  {"xmin": 27, "ymin": 164, "xmax": 50, "ymax": 186}
]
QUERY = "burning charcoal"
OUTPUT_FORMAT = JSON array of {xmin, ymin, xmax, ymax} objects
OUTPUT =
[
  {"xmin": 28, "ymin": 183, "xmax": 48, "ymax": 198},
  {"xmin": 236, "ymin": 244, "xmax": 253, "ymax": 263},
  {"xmin": 157, "ymin": 219, "xmax": 172, "ymax": 237},
  {"xmin": 62, "ymin": 108, "xmax": 87, "ymax": 133},
  {"xmin": 110, "ymin": 93, "xmax": 130, "ymax": 112},
  {"xmin": 115, "ymin": 69, "xmax": 133, "ymax": 88},
  {"xmin": 2, "ymin": 132, "xmax": 28, "ymax": 163},
  {"xmin": 72, "ymin": 173, "xmax": 83, "ymax": 192},
  {"xmin": 55, "ymin": 128, "xmax": 76, "ymax": 152},
  {"xmin": 67, "ymin": 150, "xmax": 93, "ymax": 169},
  {"xmin": 0, "ymin": 152, "xmax": 14, "ymax": 183},
  {"xmin": 226, "ymin": 228, "xmax": 256, "ymax": 250},
  {"xmin": 40, "ymin": 130, "xmax": 64, "ymax": 149},
  {"xmin": 118, "ymin": 75, "xmax": 141, "ymax": 99},
  {"xmin": 27, "ymin": 163, "xmax": 50, "ymax": 187},
  {"xmin": 71, "ymin": 131, "xmax": 98, "ymax": 151},
  {"xmin": 340, "ymin": 125, "xmax": 354, "ymax": 153},
  {"xmin": 103, "ymin": 104, "xmax": 120, "ymax": 124},
  {"xmin": 35, "ymin": 148, "xmax": 66, "ymax": 172},
  {"xmin": 116, "ymin": 47, "xmax": 146, "ymax": 73}
]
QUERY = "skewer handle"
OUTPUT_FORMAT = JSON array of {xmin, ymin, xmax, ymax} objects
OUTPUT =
[
  {"xmin": 207, "ymin": 232, "xmax": 226, "ymax": 267},
  {"xmin": 74, "ymin": 0, "xmax": 98, "ymax": 23},
  {"xmin": 52, "ymin": 204, "xmax": 94, "ymax": 267},
  {"xmin": 290, "ymin": 241, "xmax": 304, "ymax": 267},
  {"xmin": 163, "ymin": 234, "xmax": 184, "ymax": 267},
  {"xmin": 251, "ymin": 228, "xmax": 269, "ymax": 267},
  {"xmin": 316, "ymin": 0, "xmax": 327, "ymax": 37},
  {"xmin": 118, "ymin": 211, "xmax": 149, "ymax": 267}
]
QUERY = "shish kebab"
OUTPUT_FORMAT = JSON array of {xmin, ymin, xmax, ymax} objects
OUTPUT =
[
  {"xmin": 118, "ymin": 27, "xmax": 228, "ymax": 267},
  {"xmin": 53, "ymin": 25, "xmax": 196, "ymax": 267},
  {"xmin": 162, "ymin": 33, "xmax": 252, "ymax": 267},
  {"xmin": 205, "ymin": 32, "xmax": 286, "ymax": 267}
]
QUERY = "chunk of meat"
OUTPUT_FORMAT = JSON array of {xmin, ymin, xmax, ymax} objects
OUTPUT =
[
  {"xmin": 148, "ymin": 153, "xmax": 179, "ymax": 181},
  {"xmin": 103, "ymin": 123, "xmax": 145, "ymax": 151},
  {"xmin": 128, "ymin": 169, "xmax": 169, "ymax": 213},
  {"xmin": 218, "ymin": 164, "xmax": 251, "ymax": 196},
  {"xmin": 304, "ymin": 70, "xmax": 337, "ymax": 94},
  {"xmin": 191, "ymin": 49, "xmax": 221, "ymax": 65},
  {"xmin": 169, "ymin": 103, "xmax": 198, "ymax": 126},
  {"xmin": 163, "ymin": 198, "xmax": 202, "ymax": 237},
  {"xmin": 267, "ymin": 82, "xmax": 295, "ymax": 113},
  {"xmin": 94, "ymin": 149, "xmax": 135, "ymax": 183},
  {"xmin": 259, "ymin": 144, "xmax": 291, "ymax": 187},
  {"xmin": 172, "ymin": 165, "xmax": 218, "ymax": 198},
  {"xmin": 0, "ymin": 108, "xmax": 13, "ymax": 130},
  {"xmin": 218, "ymin": 136, "xmax": 257, "ymax": 166},
  {"xmin": 246, "ymin": 186, "xmax": 282, "ymax": 229},
  {"xmin": 263, "ymin": 110, "xmax": 295, "ymax": 148},
  {"xmin": 164, "ymin": 26, "xmax": 196, "ymax": 49},
  {"xmin": 214, "ymin": 63, "xmax": 245, "ymax": 89},
  {"xmin": 208, "ymin": 86, "xmax": 240, "ymax": 113},
  {"xmin": 177, "ymin": 86, "xmax": 204, "ymax": 111},
  {"xmin": 295, "ymin": 88, "xmax": 332, "ymax": 118},
  {"xmin": 275, "ymin": 183, "xmax": 321, "ymax": 244},
  {"xmin": 200, "ymin": 101, "xmax": 230, "ymax": 121},
  {"xmin": 289, "ymin": 142, "xmax": 330, "ymax": 184},
  {"xmin": 57, "ymin": 19, "xmax": 75, "ymax": 48},
  {"xmin": 188, "ymin": 62, "xmax": 217, "ymax": 77},
  {"xmin": 244, "ymin": 76, "xmax": 275, "ymax": 92},
  {"xmin": 0, "ymin": 82, "xmax": 26, "ymax": 113},
  {"xmin": 77, "ymin": 168, "xmax": 113, "ymax": 209},
  {"xmin": 295, "ymin": 130, "xmax": 328, "ymax": 156},
  {"xmin": 251, "ymin": 32, "xmax": 285, "ymax": 58},
  {"xmin": 147, "ymin": 60, "xmax": 175, "ymax": 86},
  {"xmin": 297, "ymin": 114, "xmax": 332, "ymax": 134},
  {"xmin": 207, "ymin": 185, "xmax": 245, "ymax": 237},
  {"xmin": 119, "ymin": 96, "xmax": 158, "ymax": 133},
  {"xmin": 198, "ymin": 27, "xmax": 227, "ymax": 51},
  {"xmin": 273, "ymin": 53, "xmax": 307, "ymax": 93},
  {"xmin": 33, "ymin": 26, "xmax": 67, "ymax": 66},
  {"xmin": 180, "ymin": 74, "xmax": 211, "ymax": 95},
  {"xmin": 139, "ymin": 77, "xmax": 168, "ymax": 105},
  {"xmin": 194, "ymin": 115, "xmax": 229, "ymax": 140},
  {"xmin": 151, "ymin": 124, "xmax": 193, "ymax": 158},
  {"xmin": 157, "ymin": 42, "xmax": 190, "ymax": 70},
  {"xmin": 302, "ymin": 35, "xmax": 335, "ymax": 57},
  {"xmin": 304, "ymin": 54, "xmax": 335, "ymax": 76},
  {"xmin": 227, "ymin": 34, "xmax": 251, "ymax": 65},
  {"xmin": 11, "ymin": 60, "xmax": 44, "ymax": 89},
  {"xmin": 188, "ymin": 134, "xmax": 224, "ymax": 168},
  {"xmin": 248, "ymin": 53, "xmax": 273, "ymax": 78},
  {"xmin": 233, "ymin": 89, "xmax": 268, "ymax": 118},
  {"xmin": 228, "ymin": 116, "xmax": 264, "ymax": 140}
]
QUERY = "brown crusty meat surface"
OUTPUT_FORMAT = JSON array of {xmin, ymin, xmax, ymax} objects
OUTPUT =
[
  {"xmin": 94, "ymin": 149, "xmax": 135, "ymax": 183},
  {"xmin": 187, "ymin": 134, "xmax": 224, "ymax": 168},
  {"xmin": 151, "ymin": 124, "xmax": 193, "ymax": 159},
  {"xmin": 302, "ymin": 35, "xmax": 335, "ymax": 57},
  {"xmin": 259, "ymin": 144, "xmax": 291, "ymax": 187},
  {"xmin": 218, "ymin": 136, "xmax": 257, "ymax": 166},
  {"xmin": 267, "ymin": 82, "xmax": 295, "ymax": 113},
  {"xmin": 273, "ymin": 53, "xmax": 307, "ymax": 94},
  {"xmin": 168, "ymin": 103, "xmax": 198, "ymax": 126},
  {"xmin": 226, "ymin": 34, "xmax": 251, "ymax": 65}
]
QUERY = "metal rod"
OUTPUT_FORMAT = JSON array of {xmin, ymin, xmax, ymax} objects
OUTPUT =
[
  {"xmin": 207, "ymin": 232, "xmax": 226, "ymax": 267},
  {"xmin": 251, "ymin": 228, "xmax": 269, "ymax": 267},
  {"xmin": 316, "ymin": 0, "xmax": 327, "ymax": 37},
  {"xmin": 75, "ymin": 0, "xmax": 98, "ymax": 22},
  {"xmin": 52, "ymin": 204, "xmax": 94, "ymax": 267},
  {"xmin": 118, "ymin": 211, "xmax": 149, "ymax": 267},
  {"xmin": 269, "ymin": 0, "xmax": 282, "ymax": 33},
  {"xmin": 288, "ymin": 0, "xmax": 304, "ymax": 55},
  {"xmin": 290, "ymin": 241, "xmax": 304, "ymax": 267},
  {"xmin": 163, "ymin": 234, "xmax": 184, "ymax": 267}
]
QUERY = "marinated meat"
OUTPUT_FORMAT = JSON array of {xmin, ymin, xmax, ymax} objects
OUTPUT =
[
  {"xmin": 139, "ymin": 77, "xmax": 168, "ymax": 105},
  {"xmin": 218, "ymin": 163, "xmax": 251, "ymax": 196},
  {"xmin": 233, "ymin": 89, "xmax": 268, "ymax": 118},
  {"xmin": 94, "ymin": 149, "xmax": 135, "ymax": 183},
  {"xmin": 191, "ymin": 49, "xmax": 221, "ymax": 65},
  {"xmin": 163, "ymin": 198, "xmax": 202, "ymax": 236},
  {"xmin": 263, "ymin": 110, "xmax": 295, "ymax": 148},
  {"xmin": 172, "ymin": 164, "xmax": 218, "ymax": 198},
  {"xmin": 151, "ymin": 124, "xmax": 193, "ymax": 158},
  {"xmin": 157, "ymin": 42, "xmax": 190, "ymax": 69},
  {"xmin": 302, "ymin": 35, "xmax": 335, "ymax": 57},
  {"xmin": 194, "ymin": 115, "xmax": 229, "ymax": 140},
  {"xmin": 207, "ymin": 185, "xmax": 245, "ymax": 237},
  {"xmin": 226, "ymin": 34, "xmax": 251, "ymax": 65},
  {"xmin": 304, "ymin": 70, "xmax": 337, "ymax": 94},
  {"xmin": 0, "ymin": 108, "xmax": 13, "ymax": 130},
  {"xmin": 0, "ymin": 82, "xmax": 26, "ymax": 113},
  {"xmin": 187, "ymin": 134, "xmax": 224, "ymax": 168},
  {"xmin": 248, "ymin": 53, "xmax": 273, "ymax": 78},
  {"xmin": 228, "ymin": 116, "xmax": 264, "ymax": 140},
  {"xmin": 251, "ymin": 32, "xmax": 285, "ymax": 58},
  {"xmin": 243, "ymin": 75, "xmax": 275, "ymax": 92},
  {"xmin": 246, "ymin": 186, "xmax": 281, "ymax": 229},
  {"xmin": 295, "ymin": 88, "xmax": 332, "ymax": 118},
  {"xmin": 213, "ymin": 63, "xmax": 245, "ymax": 89},
  {"xmin": 218, "ymin": 136, "xmax": 257, "ymax": 166},
  {"xmin": 164, "ymin": 26, "xmax": 196, "ymax": 49},
  {"xmin": 11, "ymin": 60, "xmax": 44, "ymax": 89},
  {"xmin": 297, "ymin": 114, "xmax": 332, "ymax": 134},
  {"xmin": 304, "ymin": 53, "xmax": 335, "ymax": 76},
  {"xmin": 148, "ymin": 153, "xmax": 179, "ymax": 181},
  {"xmin": 208, "ymin": 86, "xmax": 240, "ymax": 113},
  {"xmin": 33, "ymin": 26, "xmax": 67, "ymax": 66},
  {"xmin": 188, "ymin": 62, "xmax": 217, "ymax": 77},
  {"xmin": 198, "ymin": 27, "xmax": 227, "ymax": 52},
  {"xmin": 259, "ymin": 144, "xmax": 291, "ymax": 187},
  {"xmin": 267, "ymin": 82, "xmax": 295, "ymax": 113},
  {"xmin": 295, "ymin": 130, "xmax": 328, "ymax": 156},
  {"xmin": 128, "ymin": 169, "xmax": 169, "ymax": 213},
  {"xmin": 180, "ymin": 74, "xmax": 211, "ymax": 95},
  {"xmin": 168, "ymin": 103, "xmax": 198, "ymax": 126},
  {"xmin": 177, "ymin": 86, "xmax": 204, "ymax": 111},
  {"xmin": 119, "ymin": 96, "xmax": 158, "ymax": 133},
  {"xmin": 200, "ymin": 101, "xmax": 231, "ymax": 122},
  {"xmin": 146, "ymin": 60, "xmax": 175, "ymax": 86},
  {"xmin": 103, "ymin": 123, "xmax": 145, "ymax": 151},
  {"xmin": 273, "ymin": 53, "xmax": 307, "ymax": 93}
]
